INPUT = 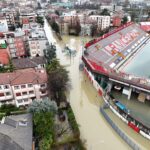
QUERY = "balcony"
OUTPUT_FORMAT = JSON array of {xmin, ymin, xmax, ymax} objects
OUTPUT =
[
  {"xmin": 0, "ymin": 95, "xmax": 13, "ymax": 101},
  {"xmin": 16, "ymin": 99, "xmax": 32, "ymax": 107}
]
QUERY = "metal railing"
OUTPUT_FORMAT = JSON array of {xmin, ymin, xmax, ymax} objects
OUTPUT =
[{"xmin": 100, "ymin": 106, "xmax": 141, "ymax": 150}]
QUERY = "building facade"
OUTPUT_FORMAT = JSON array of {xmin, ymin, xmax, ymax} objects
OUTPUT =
[
  {"xmin": 6, "ymin": 32, "xmax": 27, "ymax": 58},
  {"xmin": 28, "ymin": 29, "xmax": 48, "ymax": 57},
  {"xmin": 0, "ymin": 68, "xmax": 48, "ymax": 107},
  {"xmin": 90, "ymin": 15, "xmax": 110, "ymax": 30}
]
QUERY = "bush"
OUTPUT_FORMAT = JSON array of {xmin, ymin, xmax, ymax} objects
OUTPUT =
[
  {"xmin": 66, "ymin": 107, "xmax": 80, "ymax": 138},
  {"xmin": 39, "ymin": 135, "xmax": 53, "ymax": 150},
  {"xmin": 0, "ymin": 104, "xmax": 19, "ymax": 113}
]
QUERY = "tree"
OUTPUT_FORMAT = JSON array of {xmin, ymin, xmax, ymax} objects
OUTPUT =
[
  {"xmin": 90, "ymin": 24, "xmax": 98, "ymax": 37},
  {"xmin": 51, "ymin": 21, "xmax": 60, "ymax": 33},
  {"xmin": 55, "ymin": 10, "xmax": 60, "ymax": 16},
  {"xmin": 47, "ymin": 60, "xmax": 69, "ymax": 106},
  {"xmin": 75, "ymin": 21, "xmax": 81, "ymax": 36},
  {"xmin": 28, "ymin": 98, "xmax": 57, "ymax": 150},
  {"xmin": 100, "ymin": 9, "xmax": 110, "ymax": 16},
  {"xmin": 8, "ymin": 59, "xmax": 14, "ymax": 72},
  {"xmin": 28, "ymin": 98, "xmax": 57, "ymax": 113},
  {"xmin": 46, "ymin": 59, "xmax": 60, "ymax": 72},
  {"xmin": 130, "ymin": 12, "xmax": 137, "ymax": 22},
  {"xmin": 122, "ymin": 16, "xmax": 128, "ymax": 24},
  {"xmin": 37, "ymin": 2, "xmax": 42, "ymax": 9},
  {"xmin": 44, "ymin": 44, "xmax": 56, "ymax": 64},
  {"xmin": 36, "ymin": 15, "xmax": 44, "ymax": 26}
]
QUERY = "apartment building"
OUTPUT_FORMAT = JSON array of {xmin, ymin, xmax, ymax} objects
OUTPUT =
[
  {"xmin": 0, "ymin": 68, "xmax": 48, "ymax": 107},
  {"xmin": 6, "ymin": 31, "xmax": 27, "ymax": 58},
  {"xmin": 90, "ymin": 15, "xmax": 110, "ymax": 30},
  {"xmin": 28, "ymin": 29, "xmax": 48, "ymax": 57},
  {"xmin": 20, "ymin": 12, "xmax": 37, "ymax": 25},
  {"xmin": 5, "ymin": 13, "xmax": 15, "ymax": 29}
]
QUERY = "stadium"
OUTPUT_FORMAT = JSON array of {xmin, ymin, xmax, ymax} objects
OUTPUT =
[{"xmin": 82, "ymin": 22, "xmax": 150, "ymax": 140}]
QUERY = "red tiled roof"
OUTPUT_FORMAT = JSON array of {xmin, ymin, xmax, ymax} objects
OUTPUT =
[
  {"xmin": 0, "ymin": 68, "xmax": 47, "ymax": 85},
  {"xmin": 0, "ymin": 49, "xmax": 9, "ymax": 65}
]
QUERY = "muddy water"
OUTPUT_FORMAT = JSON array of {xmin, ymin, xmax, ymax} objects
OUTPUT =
[{"xmin": 44, "ymin": 20, "xmax": 149, "ymax": 150}]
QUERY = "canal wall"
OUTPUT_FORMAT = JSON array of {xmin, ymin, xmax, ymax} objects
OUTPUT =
[
  {"xmin": 100, "ymin": 106, "xmax": 141, "ymax": 150},
  {"xmin": 83, "ymin": 66, "xmax": 150, "ymax": 141}
]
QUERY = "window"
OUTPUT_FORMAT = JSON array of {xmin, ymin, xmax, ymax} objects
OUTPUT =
[
  {"xmin": 6, "ymin": 92, "xmax": 11, "ymax": 96},
  {"xmin": 16, "ymin": 93, "xmax": 21, "ymax": 96},
  {"xmin": 40, "ymin": 84, "xmax": 46, "ymax": 88},
  {"xmin": 0, "ymin": 93, "xmax": 4, "ymax": 97},
  {"xmin": 29, "ymin": 91, "xmax": 34, "ymax": 94},
  {"xmin": 22, "ymin": 92, "xmax": 27, "ymax": 95},
  {"xmin": 17, "ymin": 100, "xmax": 23, "ymax": 103},
  {"xmin": 28, "ymin": 84, "xmax": 33, "ymax": 88},
  {"xmin": 4, "ymin": 85, "xmax": 9, "ymax": 89},
  {"xmin": 14, "ymin": 85, "xmax": 20, "ymax": 90},
  {"xmin": 21, "ymin": 85, "xmax": 26, "ymax": 88},
  {"xmin": 41, "ymin": 91, "xmax": 46, "ymax": 94},
  {"xmin": 24, "ymin": 99, "xmax": 28, "ymax": 102}
]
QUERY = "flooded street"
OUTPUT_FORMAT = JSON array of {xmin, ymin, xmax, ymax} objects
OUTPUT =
[{"xmin": 44, "ymin": 20, "xmax": 149, "ymax": 150}]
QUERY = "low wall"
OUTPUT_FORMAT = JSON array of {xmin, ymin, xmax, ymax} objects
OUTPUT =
[{"xmin": 100, "ymin": 107, "xmax": 141, "ymax": 150}]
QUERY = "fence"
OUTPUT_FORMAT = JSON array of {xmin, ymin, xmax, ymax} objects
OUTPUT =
[{"xmin": 100, "ymin": 107, "xmax": 141, "ymax": 150}]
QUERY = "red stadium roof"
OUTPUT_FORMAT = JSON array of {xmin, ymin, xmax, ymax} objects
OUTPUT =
[{"xmin": 83, "ymin": 22, "xmax": 148, "ymax": 73}]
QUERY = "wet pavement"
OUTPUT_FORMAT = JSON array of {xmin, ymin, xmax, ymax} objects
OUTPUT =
[{"xmin": 44, "ymin": 19, "xmax": 149, "ymax": 150}]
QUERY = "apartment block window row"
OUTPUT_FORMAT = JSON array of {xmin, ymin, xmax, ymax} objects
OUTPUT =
[
  {"xmin": 16, "ymin": 90, "xmax": 34, "ymax": 97},
  {"xmin": 14, "ymin": 84, "xmax": 33, "ymax": 90},
  {"xmin": 0, "ymin": 85, "xmax": 10, "ymax": 90}
]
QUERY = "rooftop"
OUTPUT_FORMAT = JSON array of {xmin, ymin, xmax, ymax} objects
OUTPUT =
[
  {"xmin": 12, "ymin": 57, "xmax": 46, "ymax": 69},
  {"xmin": 84, "ymin": 23, "xmax": 148, "ymax": 71},
  {"xmin": 0, "ymin": 68, "xmax": 47, "ymax": 85},
  {"xmin": 0, "ymin": 114, "xmax": 32, "ymax": 150}
]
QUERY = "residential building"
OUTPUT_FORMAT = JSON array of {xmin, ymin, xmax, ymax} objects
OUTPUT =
[
  {"xmin": 0, "ymin": 114, "xmax": 33, "ymax": 150},
  {"xmin": 100, "ymin": 5, "xmax": 123, "ymax": 12},
  {"xmin": 57, "ymin": 19, "xmax": 69, "ymax": 35},
  {"xmin": 112, "ymin": 16, "xmax": 122, "ymax": 27},
  {"xmin": 20, "ymin": 12, "xmax": 37, "ymax": 25},
  {"xmin": 28, "ymin": 29, "xmax": 48, "ymax": 57},
  {"xmin": 0, "ymin": 68, "xmax": 48, "ymax": 107},
  {"xmin": 6, "ymin": 31, "xmax": 27, "ymax": 58},
  {"xmin": 4, "ymin": 13, "xmax": 15, "ymax": 29},
  {"xmin": 0, "ymin": 17, "xmax": 8, "ymax": 32},
  {"xmin": 90, "ymin": 15, "xmax": 110, "ymax": 30}
]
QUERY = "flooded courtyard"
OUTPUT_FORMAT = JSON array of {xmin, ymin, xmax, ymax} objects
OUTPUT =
[{"xmin": 44, "ymin": 20, "xmax": 149, "ymax": 150}]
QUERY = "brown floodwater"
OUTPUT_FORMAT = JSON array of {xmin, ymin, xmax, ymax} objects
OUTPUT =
[{"xmin": 44, "ymin": 20, "xmax": 149, "ymax": 150}]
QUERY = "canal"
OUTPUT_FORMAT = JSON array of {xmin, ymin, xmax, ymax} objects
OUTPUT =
[{"xmin": 44, "ymin": 19, "xmax": 149, "ymax": 150}]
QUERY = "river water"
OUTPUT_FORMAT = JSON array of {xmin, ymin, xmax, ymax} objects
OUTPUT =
[{"xmin": 44, "ymin": 20, "xmax": 149, "ymax": 150}]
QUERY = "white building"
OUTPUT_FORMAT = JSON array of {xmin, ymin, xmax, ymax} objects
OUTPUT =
[
  {"xmin": 0, "ymin": 68, "xmax": 48, "ymax": 107},
  {"xmin": 0, "ymin": 18, "xmax": 8, "ymax": 32},
  {"xmin": 28, "ymin": 29, "xmax": 48, "ymax": 57},
  {"xmin": 100, "ymin": 5, "xmax": 123, "ymax": 12},
  {"xmin": 90, "ymin": 15, "xmax": 110, "ymax": 30}
]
